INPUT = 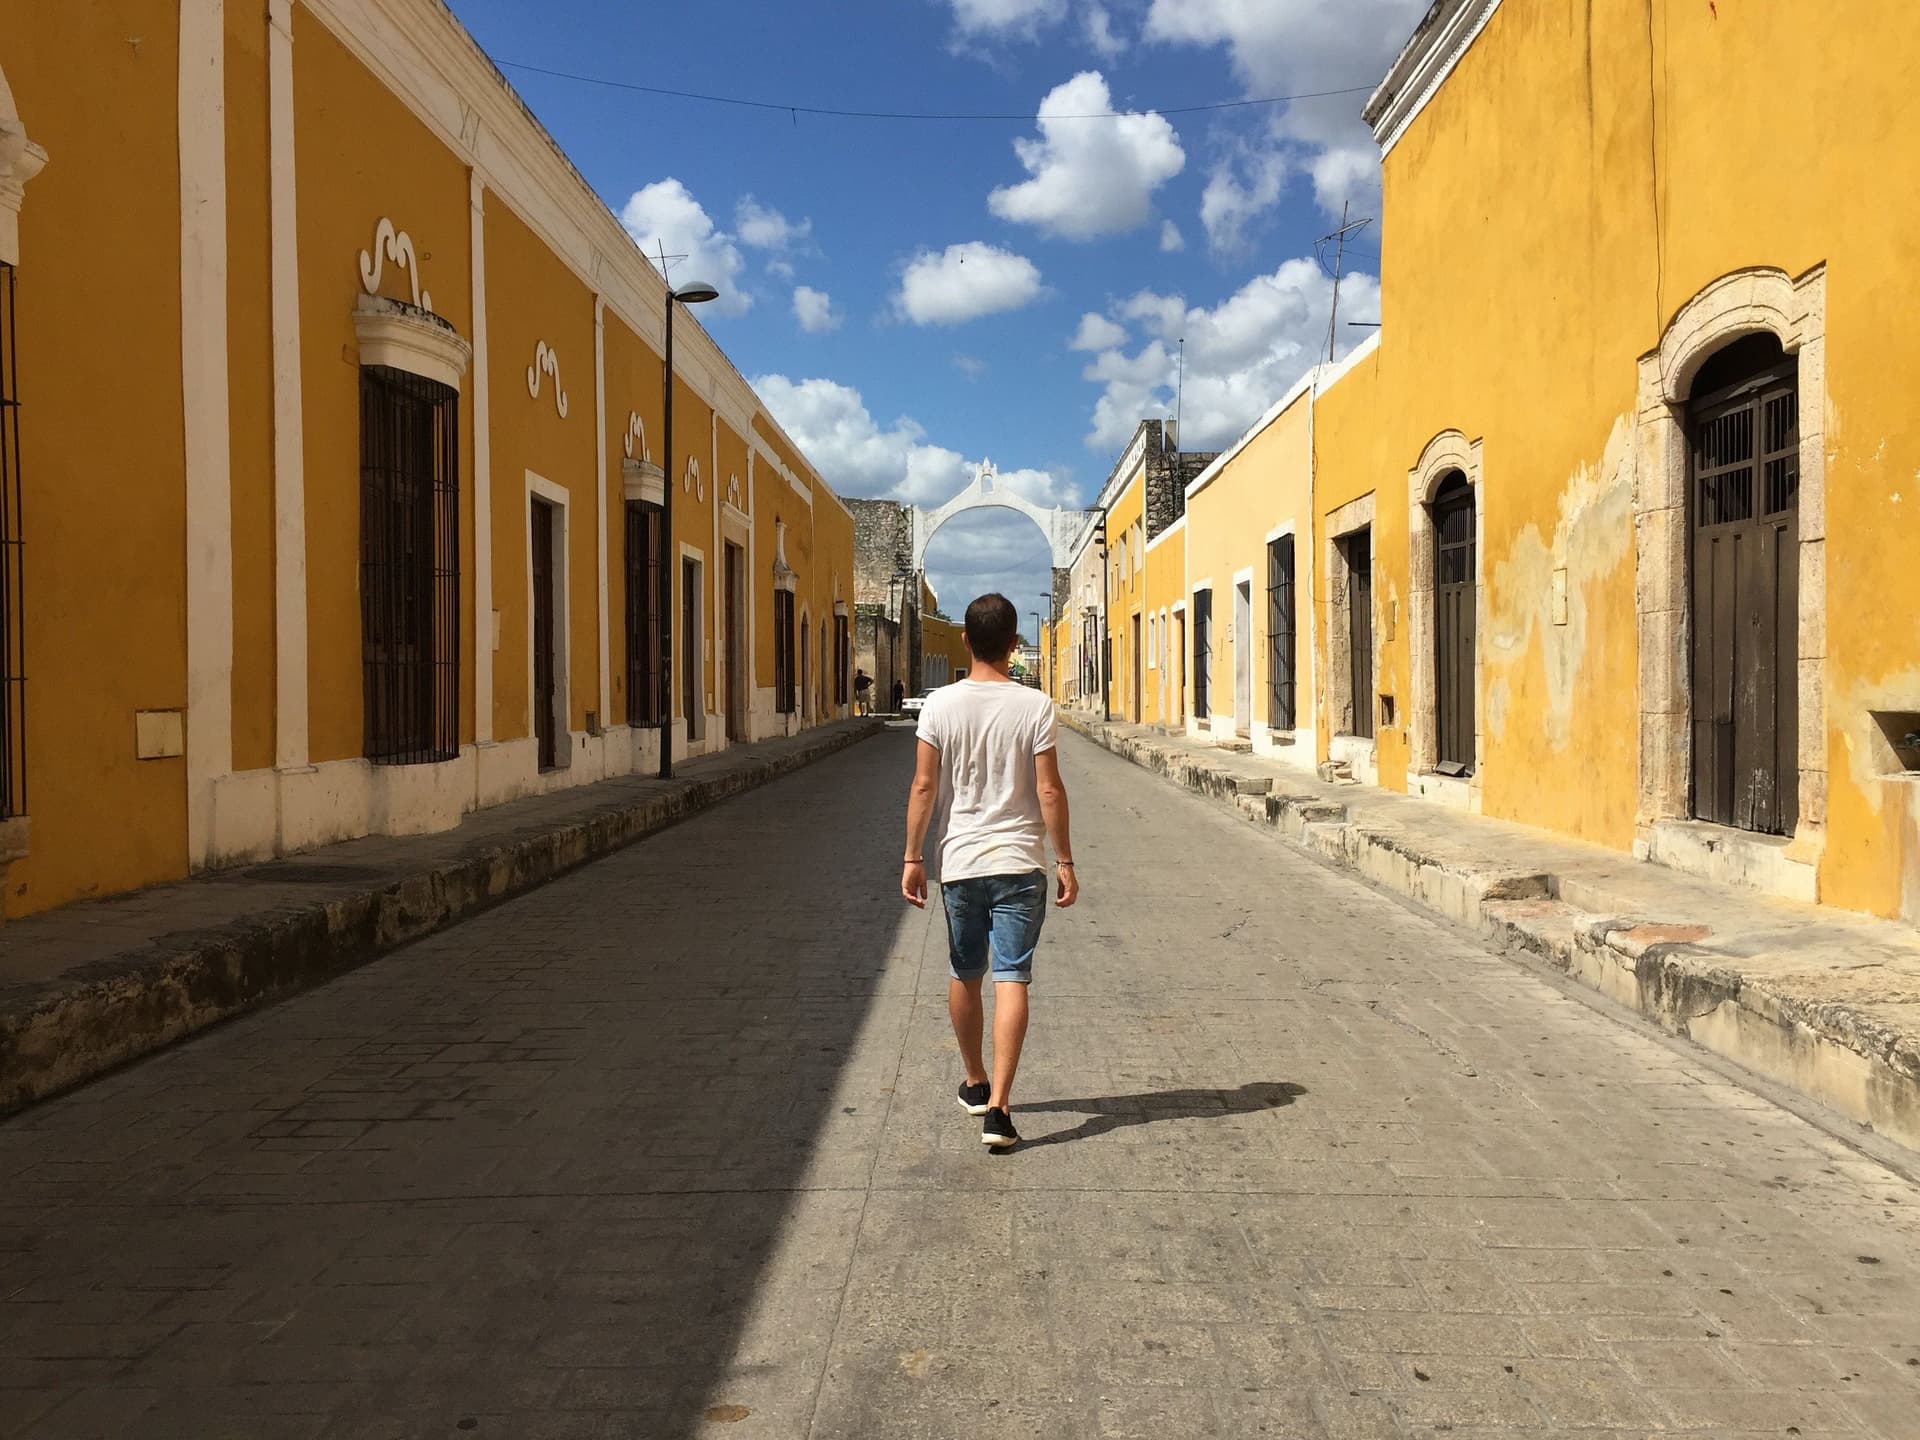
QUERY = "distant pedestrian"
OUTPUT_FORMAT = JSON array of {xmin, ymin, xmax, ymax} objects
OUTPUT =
[
  {"xmin": 854, "ymin": 668, "xmax": 872, "ymax": 715},
  {"xmin": 892, "ymin": 679, "xmax": 906, "ymax": 714},
  {"xmin": 901, "ymin": 593, "xmax": 1076, "ymax": 1151}
]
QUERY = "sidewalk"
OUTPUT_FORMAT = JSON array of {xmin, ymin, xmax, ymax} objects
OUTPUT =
[
  {"xmin": 0, "ymin": 720, "xmax": 880, "ymax": 1114},
  {"xmin": 1062, "ymin": 712, "xmax": 1920, "ymax": 1155}
]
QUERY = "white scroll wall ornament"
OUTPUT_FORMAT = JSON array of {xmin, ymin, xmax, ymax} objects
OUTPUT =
[
  {"xmin": 623, "ymin": 412, "xmax": 649, "ymax": 463},
  {"xmin": 726, "ymin": 473, "xmax": 743, "ymax": 509},
  {"xmin": 684, "ymin": 457, "xmax": 705, "ymax": 501},
  {"xmin": 359, "ymin": 217, "xmax": 432, "ymax": 312},
  {"xmin": 526, "ymin": 341, "xmax": 568, "ymax": 418}
]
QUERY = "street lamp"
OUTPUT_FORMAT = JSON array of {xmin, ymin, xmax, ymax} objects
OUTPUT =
[{"xmin": 659, "ymin": 279, "xmax": 720, "ymax": 780}]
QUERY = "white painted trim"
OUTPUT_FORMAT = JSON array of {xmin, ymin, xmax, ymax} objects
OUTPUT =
[
  {"xmin": 1314, "ymin": 331, "xmax": 1381, "ymax": 397},
  {"xmin": 1363, "ymin": 0, "xmax": 1505, "ymax": 158},
  {"xmin": 1231, "ymin": 566, "xmax": 1255, "ymax": 588},
  {"xmin": 678, "ymin": 543, "xmax": 707, "ymax": 740},
  {"xmin": 353, "ymin": 295, "xmax": 470, "ymax": 388},
  {"xmin": 526, "ymin": 471, "xmax": 572, "ymax": 761},
  {"xmin": 181, "ymin": 0, "xmax": 233, "ymax": 870},
  {"xmin": 0, "ymin": 58, "xmax": 49, "ymax": 268},
  {"xmin": 268, "ymin": 0, "xmax": 308, "ymax": 773},
  {"xmin": 593, "ymin": 298, "xmax": 610, "ymax": 724},
  {"xmin": 1144, "ymin": 513, "xmax": 1186, "ymax": 553},
  {"xmin": 1263, "ymin": 521, "xmax": 1297, "ymax": 545},
  {"xmin": 469, "ymin": 173, "xmax": 494, "ymax": 745}
]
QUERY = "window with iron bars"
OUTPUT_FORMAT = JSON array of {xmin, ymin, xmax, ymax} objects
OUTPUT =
[
  {"xmin": 0, "ymin": 263, "xmax": 26, "ymax": 818},
  {"xmin": 624, "ymin": 500, "xmax": 663, "ymax": 726},
  {"xmin": 360, "ymin": 365, "xmax": 460, "ymax": 765},
  {"xmin": 774, "ymin": 589, "xmax": 796, "ymax": 714}
]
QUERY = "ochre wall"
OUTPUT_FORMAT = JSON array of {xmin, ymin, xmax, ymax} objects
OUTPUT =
[
  {"xmin": 295, "ymin": 10, "xmax": 473, "ymax": 765},
  {"xmin": 7, "ymin": 2, "xmax": 190, "ymax": 914},
  {"xmin": 483, "ymin": 198, "xmax": 597, "ymax": 743},
  {"xmin": 600, "ymin": 306, "xmax": 664, "ymax": 727},
  {"xmin": 1310, "ymin": 0, "xmax": 1920, "ymax": 912}
]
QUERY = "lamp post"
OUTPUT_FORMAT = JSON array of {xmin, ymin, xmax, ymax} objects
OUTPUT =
[{"xmin": 658, "ymin": 279, "xmax": 719, "ymax": 780}]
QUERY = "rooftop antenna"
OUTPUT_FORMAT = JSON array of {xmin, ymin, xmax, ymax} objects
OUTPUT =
[
  {"xmin": 1316, "ymin": 201, "xmax": 1373, "ymax": 363},
  {"xmin": 651, "ymin": 240, "xmax": 690, "ymax": 283}
]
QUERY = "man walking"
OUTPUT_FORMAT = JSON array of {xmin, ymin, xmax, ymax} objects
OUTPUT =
[{"xmin": 902, "ymin": 593, "xmax": 1077, "ymax": 1150}]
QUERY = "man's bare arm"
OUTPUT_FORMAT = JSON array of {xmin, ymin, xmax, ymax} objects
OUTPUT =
[
  {"xmin": 902, "ymin": 739, "xmax": 941, "ymax": 907},
  {"xmin": 1035, "ymin": 748, "xmax": 1078, "ymax": 907}
]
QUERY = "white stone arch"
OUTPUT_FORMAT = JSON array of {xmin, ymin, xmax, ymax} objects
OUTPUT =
[
  {"xmin": 910, "ymin": 461, "xmax": 1096, "ymax": 573},
  {"xmin": 1632, "ymin": 264, "xmax": 1828, "ymax": 885},
  {"xmin": 1406, "ymin": 429, "xmax": 1486, "ymax": 808},
  {"xmin": 0, "ymin": 58, "xmax": 50, "ymax": 267}
]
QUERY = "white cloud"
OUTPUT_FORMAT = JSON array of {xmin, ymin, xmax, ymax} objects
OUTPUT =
[
  {"xmin": 1077, "ymin": 257, "xmax": 1380, "ymax": 453},
  {"xmin": 1144, "ymin": 0, "xmax": 1428, "ymax": 219},
  {"xmin": 752, "ymin": 373, "xmax": 1075, "ymax": 510},
  {"xmin": 948, "ymin": 0, "xmax": 1067, "ymax": 40},
  {"xmin": 1200, "ymin": 144, "xmax": 1289, "ymax": 255},
  {"xmin": 736, "ymin": 196, "xmax": 811, "ymax": 252},
  {"xmin": 1160, "ymin": 219, "xmax": 1186, "ymax": 253},
  {"xmin": 953, "ymin": 354, "xmax": 989, "ymax": 380},
  {"xmin": 894, "ymin": 242, "xmax": 1045, "ymax": 327},
  {"xmin": 988, "ymin": 71, "xmax": 1185, "ymax": 241},
  {"xmin": 619, "ymin": 179, "xmax": 750, "ymax": 316},
  {"xmin": 792, "ymin": 285, "xmax": 841, "ymax": 334},
  {"xmin": 1082, "ymin": 3, "xmax": 1126, "ymax": 57},
  {"xmin": 1069, "ymin": 312, "xmax": 1128, "ymax": 352}
]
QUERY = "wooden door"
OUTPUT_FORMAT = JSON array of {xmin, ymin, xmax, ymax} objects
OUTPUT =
[
  {"xmin": 681, "ymin": 557, "xmax": 698, "ymax": 740},
  {"xmin": 1173, "ymin": 613, "xmax": 1185, "ymax": 724},
  {"xmin": 1233, "ymin": 581, "xmax": 1252, "ymax": 735},
  {"xmin": 1130, "ymin": 615, "xmax": 1142, "ymax": 721},
  {"xmin": 1344, "ymin": 530, "xmax": 1374, "ymax": 739},
  {"xmin": 1433, "ymin": 476, "xmax": 1476, "ymax": 773},
  {"xmin": 724, "ymin": 544, "xmax": 744, "ymax": 741},
  {"xmin": 531, "ymin": 500, "xmax": 557, "ymax": 770},
  {"xmin": 1689, "ymin": 337, "xmax": 1799, "ymax": 835}
]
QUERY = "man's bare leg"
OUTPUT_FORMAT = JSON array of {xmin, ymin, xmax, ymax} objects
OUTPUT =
[
  {"xmin": 989, "ymin": 981, "xmax": 1029, "ymax": 1111},
  {"xmin": 948, "ymin": 976, "xmax": 987, "ymax": 1086}
]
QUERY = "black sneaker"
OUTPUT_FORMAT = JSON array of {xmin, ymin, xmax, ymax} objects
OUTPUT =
[
  {"xmin": 981, "ymin": 1107, "xmax": 1020, "ymax": 1150},
  {"xmin": 957, "ymin": 1080, "xmax": 991, "ymax": 1116}
]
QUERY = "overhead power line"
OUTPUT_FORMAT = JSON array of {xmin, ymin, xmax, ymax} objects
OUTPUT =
[{"xmin": 494, "ymin": 59, "xmax": 1376, "ymax": 123}]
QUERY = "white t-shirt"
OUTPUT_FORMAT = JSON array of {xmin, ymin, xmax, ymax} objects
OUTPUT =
[{"xmin": 916, "ymin": 679, "xmax": 1058, "ymax": 882}]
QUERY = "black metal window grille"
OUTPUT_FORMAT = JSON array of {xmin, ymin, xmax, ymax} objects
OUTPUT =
[
  {"xmin": 774, "ymin": 588, "xmax": 796, "ymax": 713},
  {"xmin": 624, "ymin": 500, "xmax": 663, "ymax": 726},
  {"xmin": 1267, "ymin": 534, "xmax": 1296, "ymax": 732},
  {"xmin": 360, "ymin": 365, "xmax": 459, "ymax": 765},
  {"xmin": 1191, "ymin": 588, "xmax": 1212, "ymax": 720},
  {"xmin": 0, "ymin": 263, "xmax": 25, "ymax": 818},
  {"xmin": 834, "ymin": 615, "xmax": 849, "ymax": 705}
]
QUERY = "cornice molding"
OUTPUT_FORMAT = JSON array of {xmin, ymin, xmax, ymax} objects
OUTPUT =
[
  {"xmin": 1362, "ymin": 0, "xmax": 1503, "ymax": 158},
  {"xmin": 353, "ymin": 293, "xmax": 471, "ymax": 389}
]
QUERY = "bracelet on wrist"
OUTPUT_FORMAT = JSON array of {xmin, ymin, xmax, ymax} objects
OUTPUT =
[
  {"xmin": 903, "ymin": 856, "xmax": 923, "ymax": 864},
  {"xmin": 1056, "ymin": 859, "xmax": 1075, "ymax": 868}
]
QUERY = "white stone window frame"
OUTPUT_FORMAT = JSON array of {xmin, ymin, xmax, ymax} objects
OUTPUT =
[
  {"xmin": 1632, "ymin": 265, "xmax": 1828, "ymax": 863},
  {"xmin": 525, "ymin": 472, "xmax": 573, "ymax": 772},
  {"xmin": 1323, "ymin": 492, "xmax": 1377, "ymax": 743},
  {"xmin": 1406, "ymin": 431, "xmax": 1486, "ymax": 808},
  {"xmin": 1146, "ymin": 611, "xmax": 1157, "ymax": 669}
]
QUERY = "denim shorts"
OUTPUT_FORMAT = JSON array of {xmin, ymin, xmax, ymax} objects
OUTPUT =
[{"xmin": 942, "ymin": 870, "xmax": 1048, "ymax": 984}]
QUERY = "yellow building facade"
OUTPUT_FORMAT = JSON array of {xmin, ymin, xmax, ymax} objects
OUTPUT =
[
  {"xmin": 2, "ymin": 0, "xmax": 855, "ymax": 917},
  {"xmin": 1157, "ymin": 0, "xmax": 1920, "ymax": 925},
  {"xmin": 1182, "ymin": 375, "xmax": 1322, "ymax": 762}
]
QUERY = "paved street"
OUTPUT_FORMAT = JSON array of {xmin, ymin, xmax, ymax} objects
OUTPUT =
[{"xmin": 3, "ymin": 728, "xmax": 1919, "ymax": 1439}]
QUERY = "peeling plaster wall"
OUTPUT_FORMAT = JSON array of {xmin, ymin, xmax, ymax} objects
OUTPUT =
[{"xmin": 1300, "ymin": 0, "xmax": 1920, "ymax": 899}]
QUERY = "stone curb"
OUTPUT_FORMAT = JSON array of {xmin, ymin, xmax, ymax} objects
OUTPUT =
[
  {"xmin": 1063, "ymin": 711, "xmax": 1920, "ymax": 1153},
  {"xmin": 0, "ymin": 722, "xmax": 883, "ymax": 1115}
]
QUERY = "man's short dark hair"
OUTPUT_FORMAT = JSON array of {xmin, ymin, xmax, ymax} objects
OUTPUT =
[{"xmin": 964, "ymin": 593, "xmax": 1019, "ymax": 664}]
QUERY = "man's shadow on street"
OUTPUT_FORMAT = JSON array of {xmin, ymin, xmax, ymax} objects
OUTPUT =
[{"xmin": 1017, "ymin": 1081, "xmax": 1307, "ymax": 1149}]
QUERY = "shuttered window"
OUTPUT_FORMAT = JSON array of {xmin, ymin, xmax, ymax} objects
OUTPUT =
[
  {"xmin": 1267, "ymin": 535, "xmax": 1296, "ymax": 732},
  {"xmin": 624, "ymin": 501, "xmax": 663, "ymax": 726}
]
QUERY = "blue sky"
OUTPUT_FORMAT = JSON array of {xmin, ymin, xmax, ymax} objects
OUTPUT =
[{"xmin": 446, "ymin": 0, "xmax": 1419, "ymax": 618}]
